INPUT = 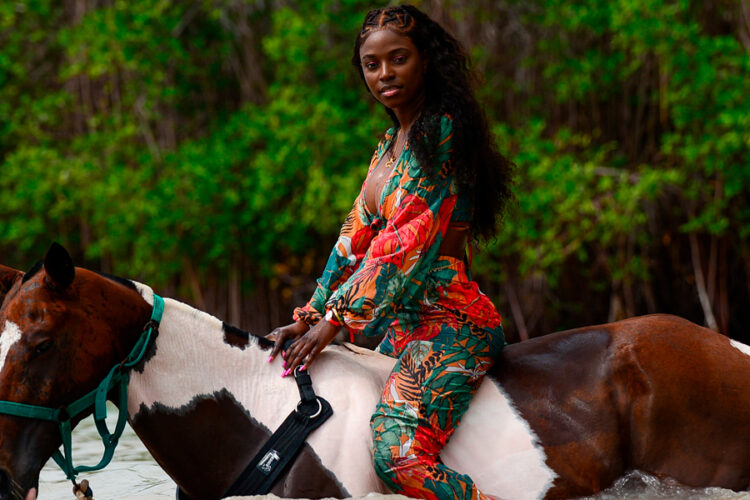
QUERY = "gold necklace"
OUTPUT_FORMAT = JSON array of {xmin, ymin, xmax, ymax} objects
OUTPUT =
[
  {"xmin": 386, "ymin": 130, "xmax": 403, "ymax": 168},
  {"xmin": 384, "ymin": 154, "xmax": 397, "ymax": 170},
  {"xmin": 368, "ymin": 130, "xmax": 402, "ymax": 213}
]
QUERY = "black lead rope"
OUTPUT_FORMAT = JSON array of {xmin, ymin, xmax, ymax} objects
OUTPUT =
[{"xmin": 176, "ymin": 366, "xmax": 333, "ymax": 499}]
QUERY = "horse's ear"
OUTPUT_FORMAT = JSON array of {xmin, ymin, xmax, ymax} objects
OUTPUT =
[
  {"xmin": 0, "ymin": 265, "xmax": 23, "ymax": 305},
  {"xmin": 43, "ymin": 242, "xmax": 75, "ymax": 290}
]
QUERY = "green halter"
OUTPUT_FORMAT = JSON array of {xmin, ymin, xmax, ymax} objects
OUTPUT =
[{"xmin": 0, "ymin": 294, "xmax": 164, "ymax": 480}]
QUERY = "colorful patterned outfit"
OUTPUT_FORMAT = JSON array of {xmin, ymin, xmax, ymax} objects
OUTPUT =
[{"xmin": 294, "ymin": 115, "xmax": 505, "ymax": 500}]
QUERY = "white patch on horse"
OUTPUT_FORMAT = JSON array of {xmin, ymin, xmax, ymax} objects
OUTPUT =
[
  {"xmin": 442, "ymin": 379, "xmax": 557, "ymax": 500},
  {"xmin": 133, "ymin": 282, "xmax": 155, "ymax": 307},
  {"xmin": 126, "ymin": 289, "xmax": 556, "ymax": 498},
  {"xmin": 0, "ymin": 321, "xmax": 22, "ymax": 374},
  {"xmin": 730, "ymin": 339, "xmax": 750, "ymax": 358},
  {"xmin": 127, "ymin": 296, "xmax": 391, "ymax": 495}
]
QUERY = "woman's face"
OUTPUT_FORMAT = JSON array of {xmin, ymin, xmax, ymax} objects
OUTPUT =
[{"xmin": 359, "ymin": 28, "xmax": 426, "ymax": 121}]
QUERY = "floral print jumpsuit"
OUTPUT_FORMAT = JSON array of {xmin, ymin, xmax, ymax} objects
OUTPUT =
[{"xmin": 294, "ymin": 115, "xmax": 505, "ymax": 500}]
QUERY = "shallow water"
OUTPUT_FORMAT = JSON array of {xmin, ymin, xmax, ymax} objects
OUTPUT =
[
  {"xmin": 38, "ymin": 403, "xmax": 173, "ymax": 499},
  {"xmin": 38, "ymin": 406, "xmax": 750, "ymax": 499},
  {"xmin": 582, "ymin": 471, "xmax": 750, "ymax": 500}
]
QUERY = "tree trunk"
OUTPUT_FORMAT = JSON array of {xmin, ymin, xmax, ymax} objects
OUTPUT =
[
  {"xmin": 740, "ymin": 0, "xmax": 750, "ymax": 56},
  {"xmin": 688, "ymin": 232, "xmax": 718, "ymax": 331},
  {"xmin": 185, "ymin": 259, "xmax": 207, "ymax": 312},
  {"xmin": 707, "ymin": 233, "xmax": 717, "ymax": 304},
  {"xmin": 744, "ymin": 249, "xmax": 750, "ymax": 323},
  {"xmin": 504, "ymin": 280, "xmax": 529, "ymax": 341},
  {"xmin": 228, "ymin": 263, "xmax": 241, "ymax": 327},
  {"xmin": 717, "ymin": 236, "xmax": 729, "ymax": 334}
]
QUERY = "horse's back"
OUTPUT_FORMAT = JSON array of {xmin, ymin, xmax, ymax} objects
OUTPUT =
[{"xmin": 453, "ymin": 314, "xmax": 750, "ymax": 498}]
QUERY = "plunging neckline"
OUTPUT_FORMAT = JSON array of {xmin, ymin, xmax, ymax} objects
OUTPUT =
[{"xmin": 364, "ymin": 132, "xmax": 406, "ymax": 217}]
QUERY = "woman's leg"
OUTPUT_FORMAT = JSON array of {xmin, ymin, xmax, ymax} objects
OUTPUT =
[{"xmin": 371, "ymin": 338, "xmax": 494, "ymax": 500}]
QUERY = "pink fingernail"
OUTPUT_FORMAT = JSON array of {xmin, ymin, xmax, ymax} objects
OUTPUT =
[
  {"xmin": 267, "ymin": 356, "xmax": 273, "ymax": 363},
  {"xmin": 282, "ymin": 369, "xmax": 290, "ymax": 377},
  {"xmin": 283, "ymin": 361, "xmax": 287, "ymax": 368},
  {"xmin": 300, "ymin": 365, "xmax": 307, "ymax": 371}
]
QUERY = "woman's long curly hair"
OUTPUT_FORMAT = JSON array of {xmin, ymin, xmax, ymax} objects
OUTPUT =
[{"xmin": 352, "ymin": 4, "xmax": 514, "ymax": 241}]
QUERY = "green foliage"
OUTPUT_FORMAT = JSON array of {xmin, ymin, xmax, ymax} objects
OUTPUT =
[
  {"xmin": 1, "ymin": 0, "xmax": 748, "ymax": 333},
  {"xmin": 477, "ymin": 121, "xmax": 681, "ymax": 288}
]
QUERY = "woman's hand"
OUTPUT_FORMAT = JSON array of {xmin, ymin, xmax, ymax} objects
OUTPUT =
[
  {"xmin": 280, "ymin": 320, "xmax": 340, "ymax": 376},
  {"xmin": 267, "ymin": 320, "xmax": 309, "ymax": 363}
]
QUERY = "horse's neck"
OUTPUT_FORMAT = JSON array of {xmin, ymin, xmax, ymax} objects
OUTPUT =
[{"xmin": 126, "ymin": 285, "xmax": 297, "ymax": 425}]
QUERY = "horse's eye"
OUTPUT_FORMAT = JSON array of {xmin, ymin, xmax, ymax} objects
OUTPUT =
[{"xmin": 33, "ymin": 340, "xmax": 53, "ymax": 356}]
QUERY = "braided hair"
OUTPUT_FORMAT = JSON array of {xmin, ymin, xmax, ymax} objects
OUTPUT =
[{"xmin": 352, "ymin": 4, "xmax": 514, "ymax": 241}]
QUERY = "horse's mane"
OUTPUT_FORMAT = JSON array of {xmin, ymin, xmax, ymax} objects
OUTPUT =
[
  {"xmin": 222, "ymin": 321, "xmax": 275, "ymax": 349},
  {"xmin": 97, "ymin": 271, "xmax": 139, "ymax": 291},
  {"xmin": 21, "ymin": 261, "xmax": 42, "ymax": 283}
]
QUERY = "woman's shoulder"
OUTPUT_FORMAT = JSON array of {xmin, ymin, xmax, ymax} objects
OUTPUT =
[
  {"xmin": 438, "ymin": 112, "xmax": 454, "ymax": 130},
  {"xmin": 379, "ymin": 114, "xmax": 453, "ymax": 142},
  {"xmin": 433, "ymin": 114, "xmax": 454, "ymax": 163},
  {"xmin": 400, "ymin": 115, "xmax": 456, "ymax": 182},
  {"xmin": 419, "ymin": 113, "xmax": 454, "ymax": 136},
  {"xmin": 374, "ymin": 126, "xmax": 398, "ymax": 156},
  {"xmin": 416, "ymin": 114, "xmax": 454, "ymax": 152}
]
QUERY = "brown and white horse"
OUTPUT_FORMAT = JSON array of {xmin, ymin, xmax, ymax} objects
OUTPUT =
[{"xmin": 1, "ymin": 243, "xmax": 750, "ymax": 500}]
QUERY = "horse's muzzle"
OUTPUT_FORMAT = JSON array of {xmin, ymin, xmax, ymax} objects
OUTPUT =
[{"xmin": 0, "ymin": 467, "xmax": 35, "ymax": 500}]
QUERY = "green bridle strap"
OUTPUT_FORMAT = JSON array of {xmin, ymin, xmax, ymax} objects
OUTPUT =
[{"xmin": 0, "ymin": 293, "xmax": 165, "ymax": 480}]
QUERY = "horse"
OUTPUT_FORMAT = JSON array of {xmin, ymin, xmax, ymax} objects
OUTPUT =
[{"xmin": 0, "ymin": 243, "xmax": 749, "ymax": 500}]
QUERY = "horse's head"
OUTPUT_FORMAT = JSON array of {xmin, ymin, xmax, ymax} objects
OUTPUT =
[{"xmin": 0, "ymin": 243, "xmax": 152, "ymax": 499}]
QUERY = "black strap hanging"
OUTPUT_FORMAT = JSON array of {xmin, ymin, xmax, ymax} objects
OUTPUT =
[
  {"xmin": 222, "ymin": 369, "xmax": 333, "ymax": 497},
  {"xmin": 176, "ymin": 367, "xmax": 333, "ymax": 499}
]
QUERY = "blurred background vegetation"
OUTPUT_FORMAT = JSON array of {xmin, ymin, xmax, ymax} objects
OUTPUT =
[{"xmin": 1, "ymin": 0, "xmax": 749, "ymax": 343}]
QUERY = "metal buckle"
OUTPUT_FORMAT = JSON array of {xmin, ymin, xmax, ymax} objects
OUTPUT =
[
  {"xmin": 295, "ymin": 398, "xmax": 322, "ymax": 419},
  {"xmin": 56, "ymin": 406, "xmax": 70, "ymax": 422}
]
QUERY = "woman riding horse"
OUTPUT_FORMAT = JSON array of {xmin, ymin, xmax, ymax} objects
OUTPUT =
[{"xmin": 268, "ymin": 5, "xmax": 514, "ymax": 499}]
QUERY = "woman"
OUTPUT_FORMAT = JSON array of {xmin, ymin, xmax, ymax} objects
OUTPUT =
[{"xmin": 268, "ymin": 5, "xmax": 513, "ymax": 499}]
